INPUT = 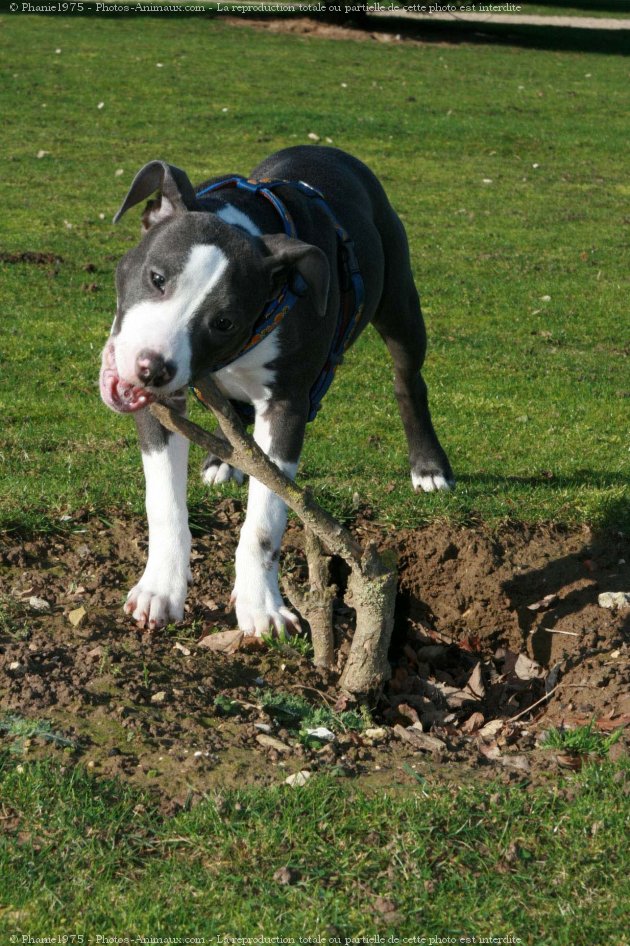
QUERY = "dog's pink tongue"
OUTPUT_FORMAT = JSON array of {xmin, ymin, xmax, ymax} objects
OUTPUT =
[{"xmin": 99, "ymin": 341, "xmax": 154, "ymax": 414}]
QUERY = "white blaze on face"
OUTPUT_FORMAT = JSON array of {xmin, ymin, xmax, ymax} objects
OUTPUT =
[{"xmin": 114, "ymin": 243, "xmax": 228, "ymax": 391}]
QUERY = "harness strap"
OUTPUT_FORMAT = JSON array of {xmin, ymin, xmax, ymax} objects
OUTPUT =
[{"xmin": 192, "ymin": 175, "xmax": 364, "ymax": 423}]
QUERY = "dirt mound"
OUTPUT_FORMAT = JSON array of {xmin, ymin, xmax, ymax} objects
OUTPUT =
[{"xmin": 1, "ymin": 505, "xmax": 627, "ymax": 808}]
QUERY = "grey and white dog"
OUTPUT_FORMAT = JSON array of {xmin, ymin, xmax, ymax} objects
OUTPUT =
[{"xmin": 100, "ymin": 146, "xmax": 453, "ymax": 635}]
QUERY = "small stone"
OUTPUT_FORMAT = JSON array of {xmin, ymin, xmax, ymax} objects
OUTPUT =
[
  {"xmin": 173, "ymin": 642, "xmax": 191, "ymax": 656},
  {"xmin": 256, "ymin": 734, "xmax": 291, "ymax": 754},
  {"xmin": 151, "ymin": 691, "xmax": 167, "ymax": 704},
  {"xmin": 29, "ymin": 596, "xmax": 51, "ymax": 612},
  {"xmin": 598, "ymin": 591, "xmax": 630, "ymax": 611},
  {"xmin": 364, "ymin": 727, "xmax": 387, "ymax": 743},
  {"xmin": 285, "ymin": 770, "xmax": 311, "ymax": 787},
  {"xmin": 304, "ymin": 727, "xmax": 335, "ymax": 742},
  {"xmin": 273, "ymin": 866, "xmax": 300, "ymax": 885}
]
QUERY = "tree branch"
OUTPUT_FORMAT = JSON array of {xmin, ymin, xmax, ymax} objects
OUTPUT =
[{"xmin": 149, "ymin": 377, "xmax": 397, "ymax": 698}]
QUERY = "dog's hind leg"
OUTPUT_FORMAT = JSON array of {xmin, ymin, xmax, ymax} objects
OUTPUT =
[
  {"xmin": 200, "ymin": 433, "xmax": 245, "ymax": 488},
  {"xmin": 373, "ymin": 269, "xmax": 454, "ymax": 493}
]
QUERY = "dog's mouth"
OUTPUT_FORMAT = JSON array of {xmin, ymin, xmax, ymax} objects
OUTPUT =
[{"xmin": 99, "ymin": 340, "xmax": 155, "ymax": 414}]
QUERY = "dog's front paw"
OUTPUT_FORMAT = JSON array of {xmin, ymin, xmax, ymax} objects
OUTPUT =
[
  {"xmin": 231, "ymin": 583, "xmax": 300, "ymax": 638},
  {"xmin": 124, "ymin": 572, "xmax": 188, "ymax": 629},
  {"xmin": 201, "ymin": 455, "xmax": 245, "ymax": 487}
]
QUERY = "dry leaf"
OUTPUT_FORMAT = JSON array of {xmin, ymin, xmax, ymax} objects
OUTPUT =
[
  {"xmin": 394, "ymin": 724, "xmax": 446, "ymax": 755},
  {"xmin": 556, "ymin": 753, "xmax": 583, "ymax": 770},
  {"xmin": 334, "ymin": 695, "xmax": 352, "ymax": 713},
  {"xmin": 68, "ymin": 606, "xmax": 86, "ymax": 627},
  {"xmin": 478, "ymin": 719, "xmax": 504, "ymax": 740},
  {"xmin": 397, "ymin": 702, "xmax": 420, "ymax": 725},
  {"xmin": 197, "ymin": 629, "xmax": 244, "ymax": 654},
  {"xmin": 514, "ymin": 653, "xmax": 545, "ymax": 681},
  {"xmin": 465, "ymin": 663, "xmax": 485, "ymax": 699},
  {"xmin": 461, "ymin": 711, "xmax": 485, "ymax": 734},
  {"xmin": 478, "ymin": 740, "xmax": 501, "ymax": 761}
]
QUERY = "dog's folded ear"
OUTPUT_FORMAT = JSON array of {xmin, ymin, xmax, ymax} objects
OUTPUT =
[
  {"xmin": 259, "ymin": 233, "xmax": 330, "ymax": 319},
  {"xmin": 113, "ymin": 161, "xmax": 197, "ymax": 228}
]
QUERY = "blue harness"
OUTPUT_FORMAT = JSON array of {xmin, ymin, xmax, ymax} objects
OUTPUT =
[{"xmin": 192, "ymin": 175, "xmax": 365, "ymax": 423}]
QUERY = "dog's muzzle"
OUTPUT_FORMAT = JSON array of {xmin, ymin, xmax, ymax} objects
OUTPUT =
[{"xmin": 99, "ymin": 339, "xmax": 155, "ymax": 414}]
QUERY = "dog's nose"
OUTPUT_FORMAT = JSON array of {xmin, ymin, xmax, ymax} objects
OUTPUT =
[{"xmin": 135, "ymin": 350, "xmax": 176, "ymax": 387}]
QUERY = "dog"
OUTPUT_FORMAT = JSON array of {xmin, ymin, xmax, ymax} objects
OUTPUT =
[{"xmin": 100, "ymin": 146, "xmax": 453, "ymax": 635}]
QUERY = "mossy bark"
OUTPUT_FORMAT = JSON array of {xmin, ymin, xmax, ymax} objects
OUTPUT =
[{"xmin": 339, "ymin": 544, "xmax": 398, "ymax": 697}]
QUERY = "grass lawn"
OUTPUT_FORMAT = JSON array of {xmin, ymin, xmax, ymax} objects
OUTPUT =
[
  {"xmin": 1, "ymin": 753, "xmax": 628, "ymax": 942},
  {"xmin": 0, "ymin": 11, "xmax": 628, "ymax": 533},
  {"xmin": 0, "ymin": 11, "xmax": 628, "ymax": 942}
]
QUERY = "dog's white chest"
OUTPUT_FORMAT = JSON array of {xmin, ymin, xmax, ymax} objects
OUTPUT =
[{"xmin": 212, "ymin": 331, "xmax": 279, "ymax": 409}]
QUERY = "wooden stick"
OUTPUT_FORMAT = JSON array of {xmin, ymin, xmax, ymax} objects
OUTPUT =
[
  {"xmin": 150, "ymin": 385, "xmax": 363, "ymax": 566},
  {"xmin": 150, "ymin": 377, "xmax": 397, "ymax": 698}
]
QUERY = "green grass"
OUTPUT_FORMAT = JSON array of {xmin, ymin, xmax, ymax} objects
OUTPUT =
[
  {"xmin": 543, "ymin": 719, "xmax": 624, "ymax": 756},
  {"xmin": 1, "ymin": 754, "xmax": 628, "ymax": 941},
  {"xmin": 0, "ymin": 14, "xmax": 628, "ymax": 533},
  {"xmin": 0, "ymin": 714, "xmax": 77, "ymax": 754},
  {"xmin": 0, "ymin": 17, "xmax": 628, "ymax": 938}
]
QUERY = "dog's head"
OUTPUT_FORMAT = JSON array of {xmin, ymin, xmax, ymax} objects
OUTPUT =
[{"xmin": 100, "ymin": 160, "xmax": 329, "ymax": 413}]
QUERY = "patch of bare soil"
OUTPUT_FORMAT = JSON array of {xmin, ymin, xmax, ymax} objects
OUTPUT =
[
  {"xmin": 222, "ymin": 15, "xmax": 408, "ymax": 46},
  {"xmin": 1, "ymin": 504, "xmax": 628, "ymax": 811}
]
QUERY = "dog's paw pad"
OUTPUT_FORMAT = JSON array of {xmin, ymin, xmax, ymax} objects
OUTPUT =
[
  {"xmin": 412, "ymin": 472, "xmax": 455, "ymax": 493},
  {"xmin": 201, "ymin": 460, "xmax": 245, "ymax": 487}
]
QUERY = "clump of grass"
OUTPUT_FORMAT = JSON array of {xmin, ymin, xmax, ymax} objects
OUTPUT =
[
  {"xmin": 0, "ymin": 714, "xmax": 76, "ymax": 753},
  {"xmin": 213, "ymin": 694, "xmax": 243, "ymax": 717},
  {"xmin": 543, "ymin": 719, "xmax": 623, "ymax": 757},
  {"xmin": 261, "ymin": 625, "xmax": 314, "ymax": 658},
  {"xmin": 259, "ymin": 691, "xmax": 371, "ymax": 740},
  {"xmin": 0, "ymin": 595, "xmax": 31, "ymax": 641}
]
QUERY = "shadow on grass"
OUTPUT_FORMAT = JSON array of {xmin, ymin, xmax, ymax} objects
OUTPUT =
[
  {"xmin": 524, "ymin": 0, "xmax": 630, "ymax": 11},
  {"xmin": 364, "ymin": 12, "xmax": 630, "ymax": 56},
  {"xmin": 16, "ymin": 8, "xmax": 630, "ymax": 55}
]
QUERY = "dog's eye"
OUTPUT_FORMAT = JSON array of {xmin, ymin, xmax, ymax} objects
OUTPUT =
[
  {"xmin": 212, "ymin": 317, "xmax": 234, "ymax": 332},
  {"xmin": 150, "ymin": 271, "xmax": 166, "ymax": 294}
]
